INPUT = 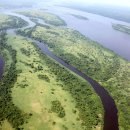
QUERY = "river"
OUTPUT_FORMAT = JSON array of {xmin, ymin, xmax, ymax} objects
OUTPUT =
[
  {"xmin": 2, "ymin": 5, "xmax": 130, "ymax": 60},
  {"xmin": 0, "ymin": 57, "xmax": 4, "ymax": 80},
  {"xmin": 43, "ymin": 6, "xmax": 130, "ymax": 61},
  {"xmin": 3, "ymin": 10, "xmax": 119, "ymax": 130}
]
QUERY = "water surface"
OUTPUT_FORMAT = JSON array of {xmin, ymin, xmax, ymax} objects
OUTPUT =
[
  {"xmin": 44, "ymin": 6, "xmax": 130, "ymax": 60},
  {"xmin": 3, "ymin": 5, "xmax": 130, "ymax": 60},
  {"xmin": 0, "ymin": 57, "xmax": 4, "ymax": 79},
  {"xmin": 6, "ymin": 12, "xmax": 119, "ymax": 130}
]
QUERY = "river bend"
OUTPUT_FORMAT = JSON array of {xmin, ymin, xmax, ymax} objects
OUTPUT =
[{"xmin": 5, "ymin": 12, "xmax": 119, "ymax": 130}]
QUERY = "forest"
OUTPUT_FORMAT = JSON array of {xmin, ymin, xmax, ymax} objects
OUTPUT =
[
  {"xmin": 0, "ymin": 4, "xmax": 130, "ymax": 129},
  {"xmin": 0, "ymin": 13, "xmax": 103, "ymax": 130},
  {"xmin": 16, "ymin": 10, "xmax": 67, "ymax": 26},
  {"xmin": 17, "ymin": 22, "xmax": 130, "ymax": 130},
  {"xmin": 0, "ymin": 31, "xmax": 30, "ymax": 130},
  {"xmin": 0, "ymin": 14, "xmax": 28, "ymax": 30}
]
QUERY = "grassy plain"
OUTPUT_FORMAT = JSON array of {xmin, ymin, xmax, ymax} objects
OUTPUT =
[
  {"xmin": 0, "ymin": 13, "xmax": 28, "ymax": 30},
  {"xmin": 3, "ymin": 35, "xmax": 103, "ymax": 130},
  {"xmin": 0, "ymin": 14, "xmax": 28, "ymax": 129},
  {"xmin": 0, "ymin": 12, "xmax": 103, "ymax": 130},
  {"xmin": 17, "ymin": 10, "xmax": 66, "ymax": 26},
  {"xmin": 17, "ymin": 23, "xmax": 130, "ymax": 130}
]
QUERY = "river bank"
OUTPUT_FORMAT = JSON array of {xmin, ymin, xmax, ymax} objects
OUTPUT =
[{"xmin": 6, "ymin": 11, "xmax": 119, "ymax": 130}]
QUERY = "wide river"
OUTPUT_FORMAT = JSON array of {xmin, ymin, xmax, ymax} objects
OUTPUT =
[
  {"xmin": 2, "ymin": 5, "xmax": 130, "ymax": 60},
  {"xmin": 42, "ymin": 6, "xmax": 130, "ymax": 61},
  {"xmin": 1, "ymin": 4, "xmax": 129, "ymax": 129},
  {"xmin": 3, "ymin": 9, "xmax": 119, "ymax": 130}
]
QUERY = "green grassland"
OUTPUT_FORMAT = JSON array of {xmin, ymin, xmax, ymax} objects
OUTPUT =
[
  {"xmin": 70, "ymin": 14, "xmax": 88, "ymax": 20},
  {"xmin": 16, "ymin": 10, "xmax": 66, "ymax": 26},
  {"xmin": 2, "ymin": 35, "xmax": 103, "ymax": 130},
  {"xmin": 0, "ymin": 16, "xmax": 29, "ymax": 129},
  {"xmin": 0, "ymin": 16, "xmax": 30, "ymax": 130},
  {"xmin": 0, "ymin": 14, "xmax": 28, "ymax": 30},
  {"xmin": 112, "ymin": 24, "xmax": 130, "ymax": 34},
  {"xmin": 0, "ymin": 12, "xmax": 103, "ymax": 130},
  {"xmin": 0, "ymin": 31, "xmax": 30, "ymax": 130},
  {"xmin": 17, "ymin": 24, "xmax": 130, "ymax": 130}
]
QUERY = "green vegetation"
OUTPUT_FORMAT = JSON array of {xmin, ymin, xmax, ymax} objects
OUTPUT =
[
  {"xmin": 0, "ymin": 14, "xmax": 28, "ymax": 30},
  {"xmin": 17, "ymin": 24, "xmax": 130, "ymax": 130},
  {"xmin": 0, "ymin": 31, "xmax": 29, "ymax": 130},
  {"xmin": 38, "ymin": 74, "xmax": 50, "ymax": 82},
  {"xmin": 70, "ymin": 14, "xmax": 88, "ymax": 20},
  {"xmin": 112, "ymin": 24, "xmax": 130, "ymax": 34},
  {"xmin": 0, "ymin": 10, "xmax": 103, "ymax": 130},
  {"xmin": 51, "ymin": 100, "xmax": 65, "ymax": 118},
  {"xmin": 16, "ymin": 10, "xmax": 66, "ymax": 26},
  {"xmin": 0, "ymin": 15, "xmax": 32, "ymax": 129},
  {"xmin": 20, "ymin": 48, "xmax": 31, "ymax": 56},
  {"xmin": 2, "ymin": 9, "xmax": 130, "ymax": 130},
  {"xmin": 4, "ymin": 35, "xmax": 103, "ymax": 130}
]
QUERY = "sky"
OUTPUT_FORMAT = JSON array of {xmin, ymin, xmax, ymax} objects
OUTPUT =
[
  {"xmin": 60, "ymin": 0, "xmax": 130, "ymax": 7},
  {"xmin": 0, "ymin": 0, "xmax": 130, "ymax": 7}
]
